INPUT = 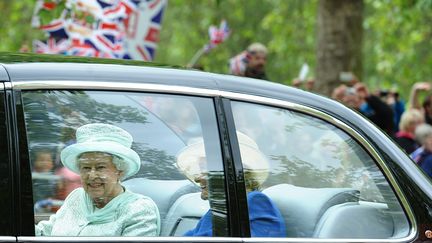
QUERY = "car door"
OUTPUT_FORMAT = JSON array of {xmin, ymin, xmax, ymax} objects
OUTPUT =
[
  {"xmin": 221, "ymin": 94, "xmax": 418, "ymax": 242},
  {"xmin": 0, "ymin": 66, "xmax": 16, "ymax": 242},
  {"xmin": 11, "ymin": 76, "xmax": 242, "ymax": 242}
]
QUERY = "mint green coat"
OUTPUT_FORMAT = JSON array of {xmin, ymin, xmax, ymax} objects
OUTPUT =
[{"xmin": 35, "ymin": 188, "xmax": 160, "ymax": 236}]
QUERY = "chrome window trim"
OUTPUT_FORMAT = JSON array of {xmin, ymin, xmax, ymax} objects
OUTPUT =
[
  {"xmin": 3, "ymin": 82, "xmax": 11, "ymax": 90},
  {"xmin": 0, "ymin": 237, "xmax": 16, "ymax": 242},
  {"xmin": 242, "ymin": 238, "xmax": 412, "ymax": 243},
  {"xmin": 18, "ymin": 236, "xmax": 242, "ymax": 242},
  {"xmin": 14, "ymin": 80, "xmax": 416, "ymax": 242},
  {"xmin": 16, "ymin": 236, "xmax": 408, "ymax": 243},
  {"xmin": 12, "ymin": 80, "xmax": 220, "ymax": 97}
]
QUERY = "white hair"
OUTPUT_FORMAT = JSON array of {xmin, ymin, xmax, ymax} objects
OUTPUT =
[
  {"xmin": 247, "ymin": 42, "xmax": 268, "ymax": 55},
  {"xmin": 112, "ymin": 155, "xmax": 127, "ymax": 172},
  {"xmin": 415, "ymin": 123, "xmax": 432, "ymax": 145}
]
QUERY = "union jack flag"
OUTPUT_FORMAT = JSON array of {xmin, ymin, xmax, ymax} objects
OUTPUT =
[
  {"xmin": 229, "ymin": 51, "xmax": 249, "ymax": 76},
  {"xmin": 33, "ymin": 38, "xmax": 69, "ymax": 54},
  {"xmin": 67, "ymin": 38, "xmax": 115, "ymax": 58},
  {"xmin": 32, "ymin": 0, "xmax": 167, "ymax": 61},
  {"xmin": 123, "ymin": 0, "xmax": 167, "ymax": 61},
  {"xmin": 204, "ymin": 19, "xmax": 230, "ymax": 52}
]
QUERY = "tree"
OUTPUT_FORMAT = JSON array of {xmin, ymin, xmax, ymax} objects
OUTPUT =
[
  {"xmin": 315, "ymin": 0, "xmax": 364, "ymax": 96},
  {"xmin": 156, "ymin": 0, "xmax": 317, "ymax": 84},
  {"xmin": 0, "ymin": 0, "xmax": 40, "ymax": 52},
  {"xmin": 363, "ymin": 0, "xmax": 432, "ymax": 95}
]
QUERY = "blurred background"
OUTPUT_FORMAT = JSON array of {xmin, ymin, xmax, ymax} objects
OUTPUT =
[{"xmin": 0, "ymin": 0, "xmax": 431, "ymax": 99}]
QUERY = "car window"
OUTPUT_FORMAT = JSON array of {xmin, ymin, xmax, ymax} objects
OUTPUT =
[
  {"xmin": 231, "ymin": 101, "xmax": 410, "ymax": 239},
  {"xmin": 21, "ymin": 90, "xmax": 227, "ymax": 237}
]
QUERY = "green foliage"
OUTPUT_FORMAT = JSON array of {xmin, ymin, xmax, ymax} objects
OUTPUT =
[
  {"xmin": 156, "ymin": 0, "xmax": 317, "ymax": 85},
  {"xmin": 0, "ymin": 1, "xmax": 43, "ymax": 52},
  {"xmin": 22, "ymin": 91, "xmax": 148, "ymax": 144},
  {"xmin": 22, "ymin": 90, "xmax": 187, "ymax": 180},
  {"xmin": 132, "ymin": 145, "xmax": 183, "ymax": 179},
  {"xmin": 364, "ymin": 0, "xmax": 432, "ymax": 99}
]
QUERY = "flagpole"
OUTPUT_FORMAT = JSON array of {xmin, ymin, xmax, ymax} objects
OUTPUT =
[{"xmin": 187, "ymin": 46, "xmax": 206, "ymax": 68}]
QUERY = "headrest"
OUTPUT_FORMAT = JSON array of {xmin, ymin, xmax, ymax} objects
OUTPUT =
[
  {"xmin": 263, "ymin": 184, "xmax": 359, "ymax": 237},
  {"xmin": 123, "ymin": 178, "xmax": 198, "ymax": 221}
]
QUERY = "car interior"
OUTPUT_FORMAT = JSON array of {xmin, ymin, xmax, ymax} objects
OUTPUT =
[
  {"xmin": 123, "ymin": 178, "xmax": 409, "ymax": 238},
  {"xmin": 24, "ymin": 91, "xmax": 411, "ymax": 239}
]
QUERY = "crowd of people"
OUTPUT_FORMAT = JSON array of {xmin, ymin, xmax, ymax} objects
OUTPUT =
[
  {"xmin": 331, "ymin": 80, "xmax": 432, "ymax": 178},
  {"xmin": 224, "ymin": 42, "xmax": 432, "ymax": 180}
]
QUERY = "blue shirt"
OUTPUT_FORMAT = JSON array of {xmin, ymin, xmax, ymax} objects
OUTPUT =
[
  {"xmin": 411, "ymin": 148, "xmax": 432, "ymax": 178},
  {"xmin": 184, "ymin": 191, "xmax": 287, "ymax": 237}
]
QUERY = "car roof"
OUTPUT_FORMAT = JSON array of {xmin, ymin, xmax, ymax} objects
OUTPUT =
[{"xmin": 0, "ymin": 52, "xmax": 338, "ymax": 109}]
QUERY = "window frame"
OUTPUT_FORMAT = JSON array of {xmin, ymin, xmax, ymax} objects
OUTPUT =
[
  {"xmin": 221, "ymin": 95, "xmax": 416, "ymax": 242},
  {"xmin": 11, "ymin": 79, "xmax": 416, "ymax": 242},
  {"xmin": 13, "ymin": 81, "xmax": 240, "ymax": 242},
  {"xmin": 0, "ymin": 81, "xmax": 19, "ymax": 241}
]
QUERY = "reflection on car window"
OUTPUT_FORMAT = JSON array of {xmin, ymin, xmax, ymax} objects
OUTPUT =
[
  {"xmin": 232, "ymin": 101, "xmax": 410, "ymax": 239},
  {"xmin": 22, "ymin": 91, "xmax": 227, "ymax": 237}
]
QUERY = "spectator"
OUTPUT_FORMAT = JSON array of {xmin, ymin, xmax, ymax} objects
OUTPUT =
[
  {"xmin": 19, "ymin": 43, "xmax": 30, "ymax": 52},
  {"xmin": 410, "ymin": 124, "xmax": 432, "ymax": 178},
  {"xmin": 291, "ymin": 78, "xmax": 302, "ymax": 88},
  {"xmin": 331, "ymin": 83, "xmax": 394, "ymax": 136},
  {"xmin": 31, "ymin": 148, "xmax": 59, "ymax": 203},
  {"xmin": 394, "ymin": 109, "xmax": 424, "ymax": 154},
  {"xmin": 408, "ymin": 82, "xmax": 432, "ymax": 125},
  {"xmin": 353, "ymin": 82, "xmax": 395, "ymax": 135},
  {"xmin": 331, "ymin": 84, "xmax": 349, "ymax": 103},
  {"xmin": 388, "ymin": 91, "xmax": 405, "ymax": 132},
  {"xmin": 377, "ymin": 89, "xmax": 406, "ymax": 132},
  {"xmin": 291, "ymin": 78, "xmax": 315, "ymax": 92},
  {"xmin": 422, "ymin": 95, "xmax": 432, "ymax": 125},
  {"xmin": 229, "ymin": 42, "xmax": 268, "ymax": 80},
  {"xmin": 305, "ymin": 78, "xmax": 315, "ymax": 92},
  {"xmin": 340, "ymin": 85, "xmax": 362, "ymax": 109},
  {"xmin": 55, "ymin": 166, "xmax": 81, "ymax": 200}
]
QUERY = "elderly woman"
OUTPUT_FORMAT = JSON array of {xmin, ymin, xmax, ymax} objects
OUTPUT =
[
  {"xmin": 411, "ymin": 123, "xmax": 432, "ymax": 178},
  {"xmin": 394, "ymin": 109, "xmax": 424, "ymax": 154},
  {"xmin": 176, "ymin": 133, "xmax": 286, "ymax": 237},
  {"xmin": 35, "ymin": 123, "xmax": 160, "ymax": 236}
]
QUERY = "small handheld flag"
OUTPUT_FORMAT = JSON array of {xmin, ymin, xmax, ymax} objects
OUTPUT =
[{"xmin": 187, "ymin": 19, "xmax": 230, "ymax": 68}]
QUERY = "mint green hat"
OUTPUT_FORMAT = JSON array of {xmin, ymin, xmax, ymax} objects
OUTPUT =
[{"xmin": 60, "ymin": 123, "xmax": 141, "ymax": 180}]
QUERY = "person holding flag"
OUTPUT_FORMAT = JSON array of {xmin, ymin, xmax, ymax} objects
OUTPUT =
[{"xmin": 229, "ymin": 42, "xmax": 269, "ymax": 80}]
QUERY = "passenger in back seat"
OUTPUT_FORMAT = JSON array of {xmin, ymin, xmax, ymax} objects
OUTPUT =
[
  {"xmin": 176, "ymin": 132, "xmax": 287, "ymax": 237},
  {"xmin": 35, "ymin": 123, "xmax": 160, "ymax": 236}
]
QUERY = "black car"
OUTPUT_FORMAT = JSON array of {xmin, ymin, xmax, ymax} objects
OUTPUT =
[{"xmin": 0, "ymin": 53, "xmax": 430, "ymax": 242}]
